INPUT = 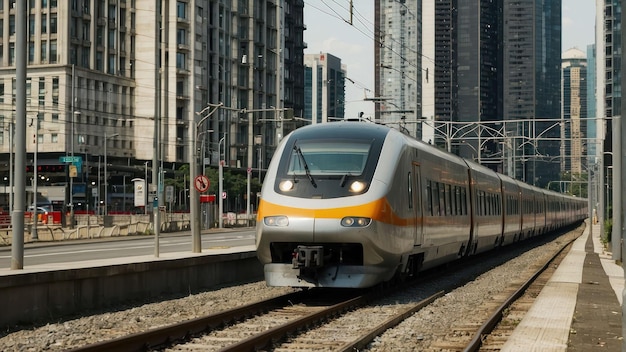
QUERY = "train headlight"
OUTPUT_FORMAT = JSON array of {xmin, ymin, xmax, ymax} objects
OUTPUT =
[
  {"xmin": 279, "ymin": 180, "xmax": 295, "ymax": 192},
  {"xmin": 341, "ymin": 217, "xmax": 371, "ymax": 227},
  {"xmin": 264, "ymin": 216, "xmax": 289, "ymax": 227},
  {"xmin": 349, "ymin": 181, "xmax": 367, "ymax": 193}
]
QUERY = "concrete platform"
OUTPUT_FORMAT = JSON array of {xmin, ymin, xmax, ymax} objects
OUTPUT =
[
  {"xmin": 502, "ymin": 221, "xmax": 623, "ymax": 351},
  {"xmin": 0, "ymin": 243, "xmax": 262, "ymax": 328}
]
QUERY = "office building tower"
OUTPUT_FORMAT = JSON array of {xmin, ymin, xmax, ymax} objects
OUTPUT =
[
  {"xmin": 562, "ymin": 48, "xmax": 588, "ymax": 176},
  {"xmin": 503, "ymin": 0, "xmax": 562, "ymax": 187},
  {"xmin": 304, "ymin": 53, "xmax": 346, "ymax": 123}
]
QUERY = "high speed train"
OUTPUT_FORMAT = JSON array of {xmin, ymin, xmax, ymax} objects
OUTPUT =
[{"xmin": 255, "ymin": 121, "xmax": 587, "ymax": 288}]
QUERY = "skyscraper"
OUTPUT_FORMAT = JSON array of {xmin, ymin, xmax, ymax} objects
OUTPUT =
[
  {"xmin": 503, "ymin": 0, "xmax": 562, "ymax": 187},
  {"xmin": 304, "ymin": 53, "xmax": 346, "ymax": 123},
  {"xmin": 562, "ymin": 48, "xmax": 588, "ymax": 175}
]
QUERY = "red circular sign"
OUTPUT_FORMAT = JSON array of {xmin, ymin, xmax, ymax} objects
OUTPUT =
[{"xmin": 194, "ymin": 175, "xmax": 210, "ymax": 192}]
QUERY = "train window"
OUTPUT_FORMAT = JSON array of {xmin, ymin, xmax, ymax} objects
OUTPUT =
[
  {"xmin": 288, "ymin": 141, "xmax": 370, "ymax": 176},
  {"xmin": 433, "ymin": 182, "xmax": 441, "ymax": 216},
  {"xmin": 461, "ymin": 188, "xmax": 467, "ymax": 215},
  {"xmin": 439, "ymin": 183, "xmax": 446, "ymax": 216},
  {"xmin": 445, "ymin": 185, "xmax": 453, "ymax": 215}
]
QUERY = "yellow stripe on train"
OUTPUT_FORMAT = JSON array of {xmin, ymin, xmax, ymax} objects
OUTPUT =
[{"xmin": 257, "ymin": 198, "xmax": 416, "ymax": 226}]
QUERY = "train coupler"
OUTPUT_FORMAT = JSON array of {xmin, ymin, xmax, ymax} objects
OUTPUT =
[{"xmin": 292, "ymin": 245, "xmax": 324, "ymax": 269}]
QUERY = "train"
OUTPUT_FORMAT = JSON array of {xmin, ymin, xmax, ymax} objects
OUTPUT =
[{"xmin": 255, "ymin": 121, "xmax": 588, "ymax": 288}]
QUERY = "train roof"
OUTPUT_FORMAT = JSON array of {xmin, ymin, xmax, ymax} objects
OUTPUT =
[{"xmin": 288, "ymin": 121, "xmax": 392, "ymax": 141}]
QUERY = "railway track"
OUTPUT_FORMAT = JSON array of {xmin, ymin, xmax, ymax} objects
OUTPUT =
[
  {"xmin": 429, "ymin": 231, "xmax": 576, "ymax": 351},
  {"xmin": 67, "ymin": 228, "xmax": 579, "ymax": 352},
  {"xmin": 67, "ymin": 285, "xmax": 442, "ymax": 352}
]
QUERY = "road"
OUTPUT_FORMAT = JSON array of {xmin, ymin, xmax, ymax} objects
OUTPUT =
[{"xmin": 0, "ymin": 228, "xmax": 256, "ymax": 269}]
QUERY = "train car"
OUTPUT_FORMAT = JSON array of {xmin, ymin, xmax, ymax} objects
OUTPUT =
[
  {"xmin": 464, "ymin": 160, "xmax": 504, "ymax": 254},
  {"xmin": 256, "ymin": 121, "xmax": 587, "ymax": 288},
  {"xmin": 497, "ymin": 173, "xmax": 522, "ymax": 246}
]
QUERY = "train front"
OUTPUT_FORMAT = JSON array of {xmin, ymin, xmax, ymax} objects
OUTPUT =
[{"xmin": 256, "ymin": 122, "xmax": 407, "ymax": 288}]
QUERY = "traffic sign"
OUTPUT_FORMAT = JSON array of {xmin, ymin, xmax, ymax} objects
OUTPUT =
[
  {"xmin": 59, "ymin": 156, "xmax": 82, "ymax": 163},
  {"xmin": 194, "ymin": 175, "xmax": 210, "ymax": 192}
]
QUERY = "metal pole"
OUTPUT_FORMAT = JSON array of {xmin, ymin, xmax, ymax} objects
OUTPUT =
[
  {"xmin": 32, "ymin": 118, "xmax": 38, "ymax": 241},
  {"xmin": 104, "ymin": 133, "xmax": 108, "ymax": 216},
  {"xmin": 190, "ymin": 120, "xmax": 201, "ymax": 252},
  {"xmin": 612, "ymin": 115, "xmax": 621, "ymax": 260},
  {"xmin": 11, "ymin": 0, "xmax": 26, "ymax": 269},
  {"xmin": 70, "ymin": 65, "xmax": 75, "ymax": 229},
  {"xmin": 9, "ymin": 121, "xmax": 12, "ymax": 213},
  {"xmin": 247, "ymin": 112, "xmax": 253, "ymax": 226},
  {"xmin": 97, "ymin": 156, "xmax": 100, "ymax": 215},
  {"xmin": 219, "ymin": 136, "xmax": 224, "ymax": 228},
  {"xmin": 153, "ymin": 0, "xmax": 161, "ymax": 257},
  {"xmin": 144, "ymin": 161, "xmax": 148, "ymax": 215}
]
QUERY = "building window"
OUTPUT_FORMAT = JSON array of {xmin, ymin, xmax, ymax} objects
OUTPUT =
[
  {"xmin": 41, "ymin": 14, "xmax": 47, "ymax": 34},
  {"xmin": 9, "ymin": 43, "xmax": 14, "ymax": 66},
  {"xmin": 50, "ymin": 40, "xmax": 57, "ymax": 63},
  {"xmin": 51, "ymin": 133, "xmax": 58, "ymax": 143},
  {"xmin": 108, "ymin": 29, "xmax": 115, "ymax": 49},
  {"xmin": 50, "ymin": 14, "xmax": 57, "ymax": 34},
  {"xmin": 108, "ymin": 5, "xmax": 116, "ymax": 22},
  {"xmin": 108, "ymin": 55, "xmax": 115, "ymax": 74},
  {"xmin": 28, "ymin": 42, "xmax": 34, "ymax": 63},
  {"xmin": 176, "ymin": 52, "xmax": 186, "ymax": 69},
  {"xmin": 29, "ymin": 15, "xmax": 35, "ymax": 35},
  {"xmin": 177, "ymin": 1, "xmax": 187, "ymax": 19},
  {"xmin": 41, "ymin": 41, "xmax": 47, "ymax": 62},
  {"xmin": 96, "ymin": 52, "xmax": 103, "ymax": 71},
  {"xmin": 81, "ymin": 48, "xmax": 89, "ymax": 67},
  {"xmin": 177, "ymin": 29, "xmax": 186, "ymax": 45},
  {"xmin": 39, "ymin": 78, "xmax": 45, "ymax": 107},
  {"xmin": 9, "ymin": 15, "xmax": 15, "ymax": 36}
]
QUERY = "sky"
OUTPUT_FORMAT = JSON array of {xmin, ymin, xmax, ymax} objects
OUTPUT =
[{"xmin": 303, "ymin": 0, "xmax": 597, "ymax": 120}]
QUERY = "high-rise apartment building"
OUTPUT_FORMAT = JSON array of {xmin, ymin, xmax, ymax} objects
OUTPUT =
[
  {"xmin": 304, "ymin": 53, "xmax": 346, "ymax": 123},
  {"xmin": 0, "ymin": 0, "xmax": 305, "ymax": 211},
  {"xmin": 374, "ymin": 0, "xmax": 422, "ymax": 138}
]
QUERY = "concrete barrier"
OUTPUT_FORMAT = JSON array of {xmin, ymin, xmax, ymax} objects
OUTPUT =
[{"xmin": 0, "ymin": 250, "xmax": 263, "ymax": 328}]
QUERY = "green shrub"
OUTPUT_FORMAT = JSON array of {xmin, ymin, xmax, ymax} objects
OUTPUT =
[{"xmin": 604, "ymin": 218, "xmax": 612, "ymax": 245}]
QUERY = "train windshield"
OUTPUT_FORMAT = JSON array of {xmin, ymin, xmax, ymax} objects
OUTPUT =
[{"xmin": 288, "ymin": 141, "xmax": 371, "ymax": 176}]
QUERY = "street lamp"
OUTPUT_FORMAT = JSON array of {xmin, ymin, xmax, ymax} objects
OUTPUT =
[
  {"xmin": 69, "ymin": 110, "xmax": 80, "ymax": 228},
  {"xmin": 218, "ymin": 135, "xmax": 225, "ymax": 229},
  {"xmin": 31, "ymin": 116, "xmax": 39, "ymax": 241},
  {"xmin": 192, "ymin": 103, "xmax": 222, "ymax": 252},
  {"xmin": 104, "ymin": 132, "xmax": 119, "ymax": 216}
]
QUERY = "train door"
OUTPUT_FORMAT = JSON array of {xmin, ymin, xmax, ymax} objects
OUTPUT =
[{"xmin": 411, "ymin": 163, "xmax": 423, "ymax": 245}]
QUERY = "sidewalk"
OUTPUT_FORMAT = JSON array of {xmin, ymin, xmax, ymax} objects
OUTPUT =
[{"xmin": 502, "ymin": 220, "xmax": 623, "ymax": 351}]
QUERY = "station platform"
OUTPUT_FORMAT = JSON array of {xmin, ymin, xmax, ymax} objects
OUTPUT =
[{"xmin": 503, "ymin": 220, "xmax": 623, "ymax": 351}]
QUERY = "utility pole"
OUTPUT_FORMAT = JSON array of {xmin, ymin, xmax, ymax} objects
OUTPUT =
[
  {"xmin": 153, "ymin": 0, "xmax": 162, "ymax": 257},
  {"xmin": 11, "ymin": 0, "xmax": 26, "ymax": 269},
  {"xmin": 191, "ymin": 103, "xmax": 222, "ymax": 252}
]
